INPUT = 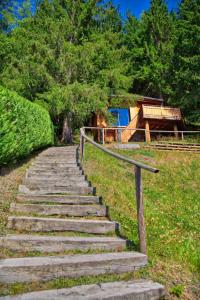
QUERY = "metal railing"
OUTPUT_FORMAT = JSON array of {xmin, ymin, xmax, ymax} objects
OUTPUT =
[{"xmin": 80, "ymin": 127, "xmax": 159, "ymax": 254}]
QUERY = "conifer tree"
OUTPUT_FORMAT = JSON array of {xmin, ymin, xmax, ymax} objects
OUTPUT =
[
  {"xmin": 125, "ymin": 0, "xmax": 174, "ymax": 98},
  {"xmin": 169, "ymin": 0, "xmax": 200, "ymax": 122}
]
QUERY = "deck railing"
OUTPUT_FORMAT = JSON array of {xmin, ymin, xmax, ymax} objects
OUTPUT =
[{"xmin": 80, "ymin": 127, "xmax": 159, "ymax": 254}]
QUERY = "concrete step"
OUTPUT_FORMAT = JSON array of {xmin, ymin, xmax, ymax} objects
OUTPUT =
[
  {"xmin": 7, "ymin": 216, "xmax": 117, "ymax": 234},
  {"xmin": 0, "ymin": 252, "xmax": 147, "ymax": 284},
  {"xmin": 0, "ymin": 280, "xmax": 165, "ymax": 299},
  {"xmin": 16, "ymin": 194, "xmax": 100, "ymax": 205},
  {"xmin": 18, "ymin": 185, "xmax": 94, "ymax": 195},
  {"xmin": 0, "ymin": 235, "xmax": 126, "ymax": 253},
  {"xmin": 10, "ymin": 203, "xmax": 107, "ymax": 217}
]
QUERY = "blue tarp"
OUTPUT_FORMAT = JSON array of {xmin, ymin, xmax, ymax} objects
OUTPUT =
[{"xmin": 108, "ymin": 108, "xmax": 130, "ymax": 127}]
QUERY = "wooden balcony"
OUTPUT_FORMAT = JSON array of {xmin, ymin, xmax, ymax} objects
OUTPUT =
[{"xmin": 142, "ymin": 105, "xmax": 182, "ymax": 121}]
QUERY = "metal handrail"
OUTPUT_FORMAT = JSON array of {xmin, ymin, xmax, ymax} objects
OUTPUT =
[{"xmin": 80, "ymin": 127, "xmax": 159, "ymax": 255}]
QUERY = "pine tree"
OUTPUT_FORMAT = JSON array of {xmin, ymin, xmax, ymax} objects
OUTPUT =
[
  {"xmin": 169, "ymin": 0, "xmax": 200, "ymax": 123},
  {"xmin": 125, "ymin": 0, "xmax": 174, "ymax": 98}
]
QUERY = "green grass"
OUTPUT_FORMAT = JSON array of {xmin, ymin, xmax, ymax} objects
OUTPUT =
[
  {"xmin": 1, "ymin": 144, "xmax": 200, "ymax": 299},
  {"xmin": 84, "ymin": 144, "xmax": 200, "ymax": 299}
]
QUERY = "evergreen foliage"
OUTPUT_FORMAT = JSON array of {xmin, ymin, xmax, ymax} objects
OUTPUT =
[
  {"xmin": 169, "ymin": 0, "xmax": 200, "ymax": 123},
  {"xmin": 0, "ymin": 86, "xmax": 54, "ymax": 164},
  {"xmin": 124, "ymin": 0, "xmax": 175, "ymax": 98},
  {"xmin": 0, "ymin": 0, "xmax": 199, "ymax": 136}
]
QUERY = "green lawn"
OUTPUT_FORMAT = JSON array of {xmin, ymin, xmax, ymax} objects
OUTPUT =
[{"xmin": 84, "ymin": 144, "xmax": 200, "ymax": 299}]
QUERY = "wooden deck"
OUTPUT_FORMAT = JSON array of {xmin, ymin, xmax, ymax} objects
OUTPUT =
[{"xmin": 142, "ymin": 105, "xmax": 182, "ymax": 120}]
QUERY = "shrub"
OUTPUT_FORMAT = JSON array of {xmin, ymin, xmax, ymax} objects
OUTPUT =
[{"xmin": 0, "ymin": 86, "xmax": 54, "ymax": 165}]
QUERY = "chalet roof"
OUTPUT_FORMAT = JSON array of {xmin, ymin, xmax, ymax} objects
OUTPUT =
[{"xmin": 137, "ymin": 96, "xmax": 164, "ymax": 104}]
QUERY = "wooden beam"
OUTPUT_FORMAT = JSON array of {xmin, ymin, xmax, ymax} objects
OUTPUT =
[{"xmin": 145, "ymin": 120, "xmax": 151, "ymax": 143}]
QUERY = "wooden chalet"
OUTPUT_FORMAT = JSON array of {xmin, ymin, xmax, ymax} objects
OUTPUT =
[{"xmin": 93, "ymin": 96, "xmax": 184, "ymax": 143}]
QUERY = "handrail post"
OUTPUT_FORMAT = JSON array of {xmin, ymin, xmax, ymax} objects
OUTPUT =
[
  {"xmin": 101, "ymin": 128, "xmax": 105, "ymax": 144},
  {"xmin": 181, "ymin": 131, "xmax": 184, "ymax": 140},
  {"xmin": 81, "ymin": 128, "xmax": 85, "ymax": 164},
  {"xmin": 135, "ymin": 166, "xmax": 147, "ymax": 254},
  {"xmin": 80, "ymin": 131, "xmax": 82, "ymax": 160}
]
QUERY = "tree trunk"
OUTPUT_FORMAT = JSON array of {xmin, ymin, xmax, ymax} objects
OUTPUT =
[{"xmin": 61, "ymin": 113, "xmax": 72, "ymax": 144}]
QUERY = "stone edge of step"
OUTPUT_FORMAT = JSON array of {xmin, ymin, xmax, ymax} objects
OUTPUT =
[
  {"xmin": 16, "ymin": 194, "xmax": 100, "ymax": 204},
  {"xmin": 0, "ymin": 251, "xmax": 147, "ymax": 266},
  {"xmin": 9, "ymin": 203, "xmax": 107, "ymax": 217},
  {"xmin": 18, "ymin": 185, "xmax": 94, "ymax": 195},
  {"xmin": 0, "ymin": 280, "xmax": 165, "ymax": 300},
  {"xmin": 0, "ymin": 234, "xmax": 127, "ymax": 252},
  {"xmin": 7, "ymin": 216, "xmax": 119, "ymax": 234}
]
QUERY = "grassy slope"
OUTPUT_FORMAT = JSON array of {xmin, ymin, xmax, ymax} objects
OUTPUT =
[
  {"xmin": 84, "ymin": 144, "xmax": 200, "ymax": 299},
  {"xmin": 0, "ymin": 146, "xmax": 199, "ymax": 298}
]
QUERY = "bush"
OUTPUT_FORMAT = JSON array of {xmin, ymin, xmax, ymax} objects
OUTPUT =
[{"xmin": 0, "ymin": 86, "xmax": 54, "ymax": 165}]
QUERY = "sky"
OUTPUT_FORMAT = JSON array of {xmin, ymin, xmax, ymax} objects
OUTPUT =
[
  {"xmin": 15, "ymin": 0, "xmax": 181, "ymax": 19},
  {"xmin": 112, "ymin": 0, "xmax": 180, "ymax": 18}
]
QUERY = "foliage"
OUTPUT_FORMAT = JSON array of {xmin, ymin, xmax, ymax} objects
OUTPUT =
[
  {"xmin": 124, "ymin": 0, "xmax": 175, "ymax": 98},
  {"xmin": 169, "ymin": 284, "xmax": 184, "ymax": 298},
  {"xmin": 0, "ymin": 0, "xmax": 199, "ymax": 133},
  {"xmin": 0, "ymin": 86, "xmax": 54, "ymax": 165},
  {"xmin": 168, "ymin": 0, "xmax": 200, "ymax": 121},
  {"xmin": 0, "ymin": 0, "xmax": 131, "ymax": 141}
]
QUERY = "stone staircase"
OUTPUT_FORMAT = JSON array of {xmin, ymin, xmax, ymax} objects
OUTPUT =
[{"xmin": 0, "ymin": 146, "xmax": 165, "ymax": 299}]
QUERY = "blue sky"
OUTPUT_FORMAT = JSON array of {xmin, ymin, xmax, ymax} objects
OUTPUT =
[
  {"xmin": 19, "ymin": 0, "xmax": 181, "ymax": 19},
  {"xmin": 112, "ymin": 0, "xmax": 180, "ymax": 18}
]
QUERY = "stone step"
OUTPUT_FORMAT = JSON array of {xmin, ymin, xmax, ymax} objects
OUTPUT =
[
  {"xmin": 26, "ymin": 169, "xmax": 84, "ymax": 176},
  {"xmin": 38, "ymin": 152, "xmax": 78, "ymax": 157},
  {"xmin": 39, "ymin": 152, "xmax": 77, "ymax": 156},
  {"xmin": 17, "ymin": 194, "xmax": 100, "ymax": 205},
  {"xmin": 24, "ymin": 175, "xmax": 86, "ymax": 182},
  {"xmin": 7, "ymin": 216, "xmax": 117, "ymax": 234},
  {"xmin": 32, "ymin": 162, "xmax": 78, "ymax": 168},
  {"xmin": 34, "ymin": 159, "xmax": 78, "ymax": 163},
  {"xmin": 29, "ymin": 166, "xmax": 81, "ymax": 172},
  {"xmin": 10, "ymin": 203, "xmax": 107, "ymax": 217},
  {"xmin": 22, "ymin": 180, "xmax": 89, "ymax": 188},
  {"xmin": 43, "ymin": 147, "xmax": 77, "ymax": 152},
  {"xmin": 0, "ymin": 252, "xmax": 147, "ymax": 284},
  {"xmin": 16, "ymin": 194, "xmax": 100, "ymax": 205},
  {"xmin": 0, "ymin": 280, "xmax": 165, "ymax": 299},
  {"xmin": 0, "ymin": 235, "xmax": 126, "ymax": 253},
  {"xmin": 18, "ymin": 185, "xmax": 94, "ymax": 195},
  {"xmin": 45, "ymin": 146, "xmax": 77, "ymax": 151}
]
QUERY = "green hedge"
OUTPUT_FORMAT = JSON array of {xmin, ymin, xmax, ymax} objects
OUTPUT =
[{"xmin": 0, "ymin": 86, "xmax": 54, "ymax": 165}]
